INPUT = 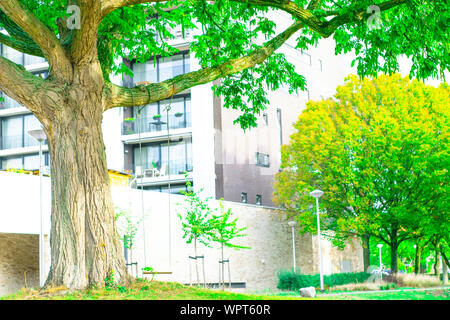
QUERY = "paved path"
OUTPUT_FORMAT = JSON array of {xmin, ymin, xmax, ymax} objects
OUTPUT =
[{"xmin": 318, "ymin": 286, "xmax": 450, "ymax": 297}]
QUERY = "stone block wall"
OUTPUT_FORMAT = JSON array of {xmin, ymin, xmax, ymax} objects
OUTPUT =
[{"xmin": 0, "ymin": 233, "xmax": 50, "ymax": 296}]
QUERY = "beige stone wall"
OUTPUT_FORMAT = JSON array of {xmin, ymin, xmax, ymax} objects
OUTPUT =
[
  {"xmin": 124, "ymin": 191, "xmax": 365, "ymax": 292},
  {"xmin": 0, "ymin": 233, "xmax": 50, "ymax": 296}
]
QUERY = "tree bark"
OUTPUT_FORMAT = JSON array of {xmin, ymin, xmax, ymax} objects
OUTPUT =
[
  {"xmin": 414, "ymin": 243, "xmax": 421, "ymax": 275},
  {"xmin": 43, "ymin": 84, "xmax": 129, "ymax": 289},
  {"xmin": 390, "ymin": 232, "xmax": 399, "ymax": 274},
  {"xmin": 363, "ymin": 234, "xmax": 371, "ymax": 272}
]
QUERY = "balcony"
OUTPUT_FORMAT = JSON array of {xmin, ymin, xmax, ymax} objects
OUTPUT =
[
  {"xmin": 133, "ymin": 159, "xmax": 193, "ymax": 187},
  {"xmin": 122, "ymin": 113, "xmax": 192, "ymax": 135},
  {"xmin": 155, "ymin": 27, "xmax": 192, "ymax": 47},
  {"xmin": 0, "ymin": 134, "xmax": 47, "ymax": 151}
]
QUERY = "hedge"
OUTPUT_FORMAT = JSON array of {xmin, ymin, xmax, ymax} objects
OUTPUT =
[{"xmin": 277, "ymin": 269, "xmax": 372, "ymax": 291}]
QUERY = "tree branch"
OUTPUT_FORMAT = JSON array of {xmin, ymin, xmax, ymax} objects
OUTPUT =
[
  {"xmin": 70, "ymin": 1, "xmax": 102, "ymax": 66},
  {"xmin": 0, "ymin": 0, "xmax": 72, "ymax": 80},
  {"xmin": 0, "ymin": 55, "xmax": 46, "ymax": 115},
  {"xmin": 105, "ymin": 20, "xmax": 304, "ymax": 110},
  {"xmin": 101, "ymin": 0, "xmax": 165, "ymax": 18},
  {"xmin": 0, "ymin": 32, "xmax": 44, "ymax": 57},
  {"xmin": 321, "ymin": 0, "xmax": 409, "ymax": 37},
  {"xmin": 101, "ymin": 0, "xmax": 407, "ymax": 38}
]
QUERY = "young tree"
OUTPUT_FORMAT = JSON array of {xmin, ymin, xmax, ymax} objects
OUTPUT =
[
  {"xmin": 114, "ymin": 207, "xmax": 145, "ymax": 266},
  {"xmin": 178, "ymin": 179, "xmax": 216, "ymax": 285},
  {"xmin": 211, "ymin": 201, "xmax": 249, "ymax": 289},
  {"xmin": 273, "ymin": 74, "xmax": 449, "ymax": 274},
  {"xmin": 0, "ymin": 0, "xmax": 447, "ymax": 289}
]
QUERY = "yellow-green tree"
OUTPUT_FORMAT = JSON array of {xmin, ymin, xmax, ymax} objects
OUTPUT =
[{"xmin": 273, "ymin": 74, "xmax": 450, "ymax": 274}]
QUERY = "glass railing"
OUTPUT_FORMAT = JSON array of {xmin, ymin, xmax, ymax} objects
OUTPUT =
[
  {"xmin": 155, "ymin": 27, "xmax": 191, "ymax": 43},
  {"xmin": 134, "ymin": 158, "xmax": 193, "ymax": 178},
  {"xmin": 122, "ymin": 113, "xmax": 192, "ymax": 135},
  {"xmin": 0, "ymin": 95, "xmax": 23, "ymax": 110},
  {"xmin": 0, "ymin": 134, "xmax": 47, "ymax": 150}
]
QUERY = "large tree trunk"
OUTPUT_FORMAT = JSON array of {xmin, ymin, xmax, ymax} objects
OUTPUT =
[
  {"xmin": 414, "ymin": 243, "xmax": 421, "ymax": 275},
  {"xmin": 362, "ymin": 234, "xmax": 371, "ymax": 272},
  {"xmin": 390, "ymin": 236, "xmax": 399, "ymax": 275},
  {"xmin": 43, "ymin": 87, "xmax": 129, "ymax": 289}
]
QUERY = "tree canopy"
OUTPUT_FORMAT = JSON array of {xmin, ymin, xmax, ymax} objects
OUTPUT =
[
  {"xmin": 1, "ymin": 0, "xmax": 448, "ymax": 129},
  {"xmin": 273, "ymin": 74, "xmax": 449, "ymax": 273}
]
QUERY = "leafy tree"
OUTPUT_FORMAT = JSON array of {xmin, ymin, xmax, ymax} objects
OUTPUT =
[
  {"xmin": 114, "ymin": 207, "xmax": 145, "ymax": 265},
  {"xmin": 273, "ymin": 74, "xmax": 449, "ymax": 274},
  {"xmin": 178, "ymin": 179, "xmax": 216, "ymax": 285},
  {"xmin": 0, "ymin": 0, "xmax": 447, "ymax": 288},
  {"xmin": 211, "ymin": 201, "xmax": 249, "ymax": 289}
]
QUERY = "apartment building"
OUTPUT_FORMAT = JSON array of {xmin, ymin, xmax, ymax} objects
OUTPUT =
[
  {"xmin": 0, "ymin": 13, "xmax": 355, "ymax": 207},
  {"xmin": 115, "ymin": 13, "xmax": 354, "ymax": 206}
]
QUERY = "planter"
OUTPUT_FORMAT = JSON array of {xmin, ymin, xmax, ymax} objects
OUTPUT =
[
  {"xmin": 153, "ymin": 115, "xmax": 162, "ymax": 120},
  {"xmin": 175, "ymin": 113, "xmax": 184, "ymax": 118}
]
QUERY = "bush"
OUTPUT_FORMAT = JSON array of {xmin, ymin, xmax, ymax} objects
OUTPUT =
[
  {"xmin": 395, "ymin": 274, "xmax": 442, "ymax": 288},
  {"xmin": 329, "ymin": 281, "xmax": 389, "ymax": 292},
  {"xmin": 277, "ymin": 270, "xmax": 371, "ymax": 291}
]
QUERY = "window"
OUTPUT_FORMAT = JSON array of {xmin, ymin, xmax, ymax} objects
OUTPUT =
[
  {"xmin": 299, "ymin": 52, "xmax": 311, "ymax": 66},
  {"xmin": 317, "ymin": 59, "xmax": 323, "ymax": 72},
  {"xmin": 159, "ymin": 55, "xmax": 185, "ymax": 82},
  {"xmin": 132, "ymin": 52, "xmax": 190, "ymax": 84},
  {"xmin": 277, "ymin": 108, "xmax": 282, "ymax": 146},
  {"xmin": 241, "ymin": 192, "xmax": 247, "ymax": 203},
  {"xmin": 256, "ymin": 195, "xmax": 262, "ymax": 205},
  {"xmin": 1, "ymin": 114, "xmax": 44, "ymax": 150},
  {"xmin": 262, "ymin": 113, "xmax": 268, "ymax": 126},
  {"xmin": 1, "ymin": 152, "xmax": 50, "ymax": 170},
  {"xmin": 123, "ymin": 95, "xmax": 192, "ymax": 134},
  {"xmin": 255, "ymin": 152, "xmax": 270, "ymax": 167},
  {"xmin": 133, "ymin": 138, "xmax": 193, "ymax": 176}
]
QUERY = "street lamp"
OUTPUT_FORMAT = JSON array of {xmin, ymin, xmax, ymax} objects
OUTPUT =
[
  {"xmin": 310, "ymin": 189, "xmax": 324, "ymax": 292},
  {"xmin": 288, "ymin": 220, "xmax": 297, "ymax": 273},
  {"xmin": 28, "ymin": 128, "xmax": 47, "ymax": 287}
]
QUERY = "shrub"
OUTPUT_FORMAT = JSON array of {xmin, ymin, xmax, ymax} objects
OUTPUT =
[
  {"xmin": 395, "ymin": 274, "xmax": 442, "ymax": 288},
  {"xmin": 329, "ymin": 281, "xmax": 387, "ymax": 292},
  {"xmin": 277, "ymin": 270, "xmax": 371, "ymax": 291}
]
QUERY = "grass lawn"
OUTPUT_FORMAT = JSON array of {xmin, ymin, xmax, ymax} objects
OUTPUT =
[
  {"xmin": 0, "ymin": 279, "xmax": 304, "ymax": 300},
  {"xmin": 2, "ymin": 280, "xmax": 449, "ymax": 300},
  {"xmin": 318, "ymin": 287, "xmax": 450, "ymax": 300}
]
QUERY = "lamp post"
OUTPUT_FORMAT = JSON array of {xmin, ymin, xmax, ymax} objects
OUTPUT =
[
  {"xmin": 27, "ymin": 128, "xmax": 47, "ymax": 287},
  {"xmin": 310, "ymin": 189, "xmax": 324, "ymax": 292},
  {"xmin": 377, "ymin": 244, "xmax": 383, "ymax": 280},
  {"xmin": 288, "ymin": 220, "xmax": 297, "ymax": 273}
]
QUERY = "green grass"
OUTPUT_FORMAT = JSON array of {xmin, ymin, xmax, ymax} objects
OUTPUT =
[
  {"xmin": 2, "ymin": 279, "xmax": 449, "ymax": 300},
  {"xmin": 318, "ymin": 287, "xmax": 450, "ymax": 300},
  {"xmin": 0, "ymin": 279, "xmax": 305, "ymax": 300}
]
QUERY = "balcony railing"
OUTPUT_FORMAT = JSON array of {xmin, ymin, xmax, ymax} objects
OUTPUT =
[
  {"xmin": 0, "ymin": 134, "xmax": 47, "ymax": 150},
  {"xmin": 135, "ymin": 159, "xmax": 193, "ymax": 179},
  {"xmin": 155, "ymin": 27, "xmax": 191, "ymax": 43},
  {"xmin": 122, "ymin": 113, "xmax": 192, "ymax": 135},
  {"xmin": 0, "ymin": 95, "xmax": 22, "ymax": 110}
]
